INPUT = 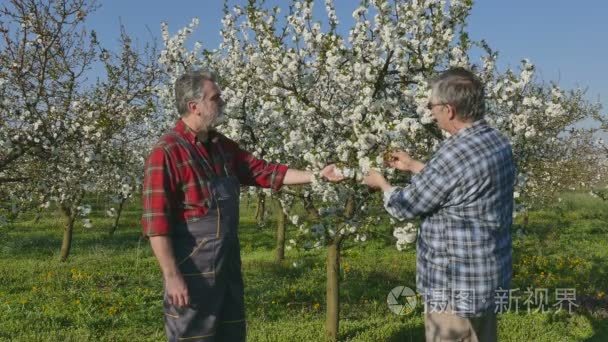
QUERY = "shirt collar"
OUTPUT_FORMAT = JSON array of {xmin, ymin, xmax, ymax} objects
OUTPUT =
[
  {"xmin": 443, "ymin": 118, "xmax": 487, "ymax": 143},
  {"xmin": 174, "ymin": 119, "xmax": 218, "ymax": 144}
]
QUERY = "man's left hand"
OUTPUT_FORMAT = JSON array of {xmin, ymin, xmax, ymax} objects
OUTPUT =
[{"xmin": 362, "ymin": 169, "xmax": 391, "ymax": 191}]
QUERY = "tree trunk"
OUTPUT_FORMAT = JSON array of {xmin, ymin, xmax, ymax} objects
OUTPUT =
[
  {"xmin": 244, "ymin": 191, "xmax": 250, "ymax": 208},
  {"xmin": 325, "ymin": 240, "xmax": 341, "ymax": 342},
  {"xmin": 275, "ymin": 202, "xmax": 286, "ymax": 262},
  {"xmin": 59, "ymin": 205, "xmax": 77, "ymax": 262},
  {"xmin": 344, "ymin": 194, "xmax": 356, "ymax": 218},
  {"xmin": 303, "ymin": 195, "xmax": 320, "ymax": 220},
  {"xmin": 34, "ymin": 209, "xmax": 42, "ymax": 224},
  {"xmin": 59, "ymin": 192, "xmax": 84, "ymax": 262},
  {"xmin": 108, "ymin": 197, "xmax": 127, "ymax": 236},
  {"xmin": 324, "ymin": 195, "xmax": 355, "ymax": 340},
  {"xmin": 255, "ymin": 192, "xmax": 266, "ymax": 227}
]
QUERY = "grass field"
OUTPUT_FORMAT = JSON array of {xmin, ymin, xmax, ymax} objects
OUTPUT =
[{"xmin": 1, "ymin": 192, "xmax": 607, "ymax": 341}]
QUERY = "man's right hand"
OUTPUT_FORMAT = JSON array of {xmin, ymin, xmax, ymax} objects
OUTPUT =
[
  {"xmin": 386, "ymin": 151, "xmax": 414, "ymax": 171},
  {"xmin": 165, "ymin": 272, "xmax": 190, "ymax": 308},
  {"xmin": 386, "ymin": 150, "xmax": 425, "ymax": 174},
  {"xmin": 320, "ymin": 164, "xmax": 346, "ymax": 182}
]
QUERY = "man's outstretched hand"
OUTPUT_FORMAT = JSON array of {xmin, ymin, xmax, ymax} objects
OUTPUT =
[{"xmin": 320, "ymin": 164, "xmax": 345, "ymax": 182}]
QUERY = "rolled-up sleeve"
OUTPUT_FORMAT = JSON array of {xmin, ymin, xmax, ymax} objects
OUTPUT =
[
  {"xmin": 235, "ymin": 147, "xmax": 288, "ymax": 191},
  {"xmin": 141, "ymin": 146, "xmax": 178, "ymax": 237},
  {"xmin": 384, "ymin": 164, "xmax": 457, "ymax": 220}
]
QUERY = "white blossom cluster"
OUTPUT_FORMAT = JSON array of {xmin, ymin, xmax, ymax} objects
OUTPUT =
[
  {"xmin": 0, "ymin": 2, "xmax": 160, "ymax": 226},
  {"xmin": 152, "ymin": 0, "xmax": 601, "ymax": 248},
  {"xmin": 393, "ymin": 222, "xmax": 417, "ymax": 251}
]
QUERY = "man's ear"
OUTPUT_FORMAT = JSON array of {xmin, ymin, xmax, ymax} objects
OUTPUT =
[
  {"xmin": 447, "ymin": 104, "xmax": 457, "ymax": 120},
  {"xmin": 186, "ymin": 100, "xmax": 198, "ymax": 115}
]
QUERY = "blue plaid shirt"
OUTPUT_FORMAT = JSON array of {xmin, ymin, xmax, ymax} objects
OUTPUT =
[{"xmin": 384, "ymin": 119, "xmax": 515, "ymax": 317}]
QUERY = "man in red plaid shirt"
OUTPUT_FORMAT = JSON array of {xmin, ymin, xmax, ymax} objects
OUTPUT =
[{"xmin": 142, "ymin": 70, "xmax": 343, "ymax": 341}]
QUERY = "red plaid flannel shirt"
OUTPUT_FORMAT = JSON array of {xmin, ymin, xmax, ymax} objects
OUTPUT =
[{"xmin": 141, "ymin": 120, "xmax": 288, "ymax": 236}]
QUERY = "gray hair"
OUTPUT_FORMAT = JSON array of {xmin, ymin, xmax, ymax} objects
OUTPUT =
[
  {"xmin": 430, "ymin": 67, "xmax": 485, "ymax": 121},
  {"xmin": 174, "ymin": 70, "xmax": 217, "ymax": 116}
]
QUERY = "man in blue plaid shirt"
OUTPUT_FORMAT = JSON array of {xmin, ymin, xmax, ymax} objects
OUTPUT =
[{"xmin": 363, "ymin": 68, "xmax": 515, "ymax": 342}]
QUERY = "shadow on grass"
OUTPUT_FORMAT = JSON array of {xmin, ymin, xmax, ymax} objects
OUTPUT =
[
  {"xmin": 0, "ymin": 223, "xmax": 145, "ymax": 260},
  {"xmin": 243, "ymin": 251, "xmax": 417, "ymax": 324},
  {"xmin": 251, "ymin": 252, "xmax": 414, "ymax": 295},
  {"xmin": 339, "ymin": 317, "xmax": 425, "ymax": 342},
  {"xmin": 582, "ymin": 312, "xmax": 608, "ymax": 342},
  {"xmin": 238, "ymin": 220, "xmax": 277, "ymax": 251},
  {"xmin": 1, "ymin": 209, "xmax": 276, "ymax": 261},
  {"xmin": 384, "ymin": 326, "xmax": 426, "ymax": 342},
  {"xmin": 580, "ymin": 255, "xmax": 608, "ymax": 341}
]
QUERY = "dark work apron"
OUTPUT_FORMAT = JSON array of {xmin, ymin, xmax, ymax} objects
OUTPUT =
[{"xmin": 163, "ymin": 134, "xmax": 246, "ymax": 342}]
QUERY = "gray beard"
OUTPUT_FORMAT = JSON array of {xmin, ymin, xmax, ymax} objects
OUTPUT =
[{"xmin": 211, "ymin": 111, "xmax": 226, "ymax": 127}]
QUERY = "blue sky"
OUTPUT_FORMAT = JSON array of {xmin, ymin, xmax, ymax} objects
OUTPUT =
[{"xmin": 88, "ymin": 0, "xmax": 607, "ymax": 116}]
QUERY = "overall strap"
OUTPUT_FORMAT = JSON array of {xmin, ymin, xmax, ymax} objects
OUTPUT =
[{"xmin": 212, "ymin": 136, "xmax": 232, "ymax": 178}]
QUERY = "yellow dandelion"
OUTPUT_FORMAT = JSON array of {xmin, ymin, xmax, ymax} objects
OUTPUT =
[{"xmin": 107, "ymin": 306, "xmax": 118, "ymax": 316}]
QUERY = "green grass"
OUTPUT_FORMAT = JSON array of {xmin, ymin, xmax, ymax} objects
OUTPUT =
[{"xmin": 0, "ymin": 195, "xmax": 607, "ymax": 341}]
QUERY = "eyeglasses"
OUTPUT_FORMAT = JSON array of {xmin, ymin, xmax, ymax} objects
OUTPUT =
[{"xmin": 426, "ymin": 102, "xmax": 448, "ymax": 110}]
